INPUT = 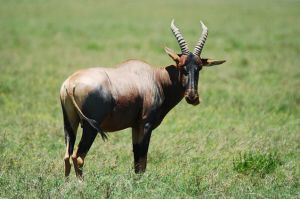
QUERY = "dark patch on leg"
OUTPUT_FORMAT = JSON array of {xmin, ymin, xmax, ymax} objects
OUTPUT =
[
  {"xmin": 133, "ymin": 143, "xmax": 147, "ymax": 173},
  {"xmin": 132, "ymin": 130, "xmax": 152, "ymax": 173}
]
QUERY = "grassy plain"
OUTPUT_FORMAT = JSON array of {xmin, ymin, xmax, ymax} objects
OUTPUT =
[{"xmin": 0, "ymin": 0, "xmax": 299, "ymax": 198}]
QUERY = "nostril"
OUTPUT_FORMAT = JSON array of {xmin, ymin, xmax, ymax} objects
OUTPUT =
[
  {"xmin": 187, "ymin": 92, "xmax": 195, "ymax": 97},
  {"xmin": 190, "ymin": 94, "xmax": 198, "ymax": 100},
  {"xmin": 186, "ymin": 93, "xmax": 197, "ymax": 99},
  {"xmin": 185, "ymin": 90, "xmax": 199, "ymax": 101}
]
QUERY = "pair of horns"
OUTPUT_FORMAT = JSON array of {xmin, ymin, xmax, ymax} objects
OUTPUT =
[{"xmin": 170, "ymin": 19, "xmax": 208, "ymax": 56}]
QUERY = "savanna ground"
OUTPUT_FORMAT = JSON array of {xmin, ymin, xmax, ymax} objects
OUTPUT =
[{"xmin": 0, "ymin": 0, "xmax": 299, "ymax": 198}]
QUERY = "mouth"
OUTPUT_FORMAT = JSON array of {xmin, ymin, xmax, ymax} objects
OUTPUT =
[{"xmin": 185, "ymin": 96, "xmax": 200, "ymax": 106}]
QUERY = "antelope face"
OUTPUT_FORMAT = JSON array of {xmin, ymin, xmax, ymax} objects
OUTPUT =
[
  {"xmin": 181, "ymin": 53, "xmax": 201, "ymax": 105},
  {"xmin": 165, "ymin": 20, "xmax": 226, "ymax": 106}
]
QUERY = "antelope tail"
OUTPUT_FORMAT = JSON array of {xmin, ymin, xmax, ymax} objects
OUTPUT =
[{"xmin": 65, "ymin": 85, "xmax": 108, "ymax": 141}]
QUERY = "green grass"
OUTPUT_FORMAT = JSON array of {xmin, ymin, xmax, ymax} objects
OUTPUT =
[
  {"xmin": 0, "ymin": 0, "xmax": 300, "ymax": 198},
  {"xmin": 233, "ymin": 151, "xmax": 281, "ymax": 177}
]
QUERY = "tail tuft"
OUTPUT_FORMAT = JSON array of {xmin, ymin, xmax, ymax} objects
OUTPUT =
[{"xmin": 87, "ymin": 118, "xmax": 108, "ymax": 141}]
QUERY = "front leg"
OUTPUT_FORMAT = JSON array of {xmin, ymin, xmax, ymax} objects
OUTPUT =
[{"xmin": 132, "ymin": 123, "xmax": 152, "ymax": 173}]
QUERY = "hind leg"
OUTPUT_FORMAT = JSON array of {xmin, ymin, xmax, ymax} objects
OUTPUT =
[
  {"xmin": 70, "ymin": 86, "xmax": 113, "ymax": 179},
  {"xmin": 63, "ymin": 131, "xmax": 76, "ymax": 177},
  {"xmin": 62, "ymin": 103, "xmax": 79, "ymax": 178},
  {"xmin": 72, "ymin": 122, "xmax": 97, "ymax": 180}
]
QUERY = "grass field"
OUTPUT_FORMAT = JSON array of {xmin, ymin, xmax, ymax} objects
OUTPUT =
[{"xmin": 0, "ymin": 0, "xmax": 300, "ymax": 198}]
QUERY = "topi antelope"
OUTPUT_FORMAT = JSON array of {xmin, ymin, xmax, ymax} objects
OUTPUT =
[{"xmin": 60, "ymin": 20, "xmax": 225, "ymax": 179}]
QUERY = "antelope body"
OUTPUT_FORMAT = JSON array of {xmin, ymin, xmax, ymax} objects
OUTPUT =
[{"xmin": 60, "ymin": 20, "xmax": 225, "ymax": 179}]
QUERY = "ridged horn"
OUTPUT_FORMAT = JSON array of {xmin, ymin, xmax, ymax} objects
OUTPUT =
[
  {"xmin": 193, "ymin": 21, "xmax": 208, "ymax": 56},
  {"xmin": 170, "ymin": 19, "xmax": 189, "ymax": 55}
]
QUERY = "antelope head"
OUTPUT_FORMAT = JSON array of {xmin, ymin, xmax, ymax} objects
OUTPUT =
[{"xmin": 165, "ymin": 20, "xmax": 225, "ymax": 105}]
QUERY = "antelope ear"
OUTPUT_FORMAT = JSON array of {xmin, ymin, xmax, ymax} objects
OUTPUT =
[
  {"xmin": 202, "ymin": 58, "xmax": 226, "ymax": 67},
  {"xmin": 165, "ymin": 47, "xmax": 180, "ymax": 64}
]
